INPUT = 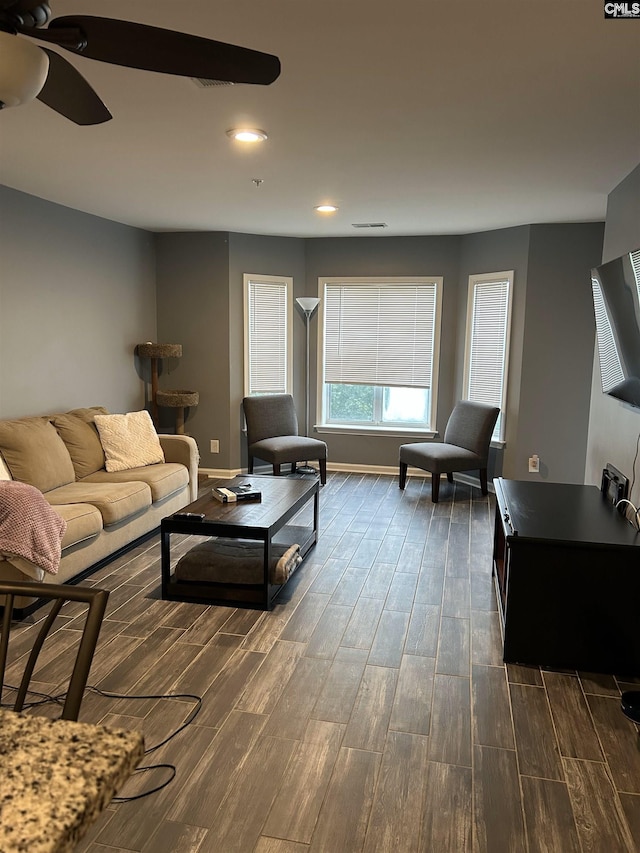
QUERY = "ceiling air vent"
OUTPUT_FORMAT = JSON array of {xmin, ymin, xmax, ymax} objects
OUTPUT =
[
  {"xmin": 191, "ymin": 78, "xmax": 236, "ymax": 88},
  {"xmin": 352, "ymin": 222, "xmax": 388, "ymax": 229}
]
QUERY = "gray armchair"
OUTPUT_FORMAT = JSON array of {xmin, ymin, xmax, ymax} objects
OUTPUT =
[
  {"xmin": 399, "ymin": 400, "xmax": 499, "ymax": 502},
  {"xmin": 243, "ymin": 394, "xmax": 327, "ymax": 485}
]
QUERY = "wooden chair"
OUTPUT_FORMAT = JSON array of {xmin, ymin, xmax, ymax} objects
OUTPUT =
[
  {"xmin": 0, "ymin": 581, "xmax": 109, "ymax": 721},
  {"xmin": 243, "ymin": 394, "xmax": 328, "ymax": 485},
  {"xmin": 399, "ymin": 400, "xmax": 499, "ymax": 502}
]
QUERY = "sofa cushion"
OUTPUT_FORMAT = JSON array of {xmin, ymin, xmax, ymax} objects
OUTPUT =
[
  {"xmin": 0, "ymin": 417, "xmax": 75, "ymax": 493},
  {"xmin": 94, "ymin": 411, "xmax": 165, "ymax": 472},
  {"xmin": 52, "ymin": 408, "xmax": 108, "ymax": 479},
  {"xmin": 82, "ymin": 462, "xmax": 188, "ymax": 503},
  {"xmin": 68, "ymin": 406, "xmax": 110, "ymax": 421},
  {"xmin": 52, "ymin": 503, "xmax": 104, "ymax": 549},
  {"xmin": 45, "ymin": 481, "xmax": 151, "ymax": 526}
]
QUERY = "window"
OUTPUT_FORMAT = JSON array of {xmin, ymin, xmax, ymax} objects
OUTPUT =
[
  {"xmin": 319, "ymin": 277, "xmax": 443, "ymax": 431},
  {"xmin": 463, "ymin": 271, "xmax": 513, "ymax": 442},
  {"xmin": 591, "ymin": 274, "xmax": 624, "ymax": 393},
  {"xmin": 243, "ymin": 274, "xmax": 293, "ymax": 396}
]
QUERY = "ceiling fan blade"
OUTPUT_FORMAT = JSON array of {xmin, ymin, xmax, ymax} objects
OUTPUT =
[
  {"xmin": 1, "ymin": 0, "xmax": 46, "ymax": 12},
  {"xmin": 46, "ymin": 15, "xmax": 281, "ymax": 85},
  {"xmin": 37, "ymin": 48, "xmax": 112, "ymax": 125}
]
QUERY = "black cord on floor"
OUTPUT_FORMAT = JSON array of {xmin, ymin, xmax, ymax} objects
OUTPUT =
[
  {"xmin": 1, "ymin": 685, "xmax": 65, "ymax": 710},
  {"xmin": 85, "ymin": 686, "xmax": 203, "ymax": 754},
  {"xmin": 2, "ymin": 685, "xmax": 203, "ymax": 801},
  {"xmin": 111, "ymin": 763, "xmax": 177, "ymax": 802}
]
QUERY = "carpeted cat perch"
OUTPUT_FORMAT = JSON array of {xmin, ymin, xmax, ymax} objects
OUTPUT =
[{"xmin": 155, "ymin": 390, "xmax": 200, "ymax": 434}]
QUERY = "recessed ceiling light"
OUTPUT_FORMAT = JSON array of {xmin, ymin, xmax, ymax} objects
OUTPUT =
[
  {"xmin": 226, "ymin": 128, "xmax": 268, "ymax": 142},
  {"xmin": 315, "ymin": 204, "xmax": 338, "ymax": 213}
]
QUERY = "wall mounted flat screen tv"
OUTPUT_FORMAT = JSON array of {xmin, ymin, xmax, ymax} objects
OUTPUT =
[{"xmin": 591, "ymin": 248, "xmax": 640, "ymax": 407}]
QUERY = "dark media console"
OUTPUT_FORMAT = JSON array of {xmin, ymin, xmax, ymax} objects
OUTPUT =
[{"xmin": 493, "ymin": 478, "xmax": 640, "ymax": 675}]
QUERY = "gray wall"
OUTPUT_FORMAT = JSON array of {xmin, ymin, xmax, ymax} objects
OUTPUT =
[
  {"xmin": 186, "ymin": 225, "xmax": 602, "ymax": 481},
  {"xmin": 516, "ymin": 223, "xmax": 604, "ymax": 483},
  {"xmin": 0, "ymin": 186, "xmax": 156, "ymax": 419},
  {"xmin": 304, "ymin": 236, "xmax": 462, "ymax": 469},
  {"xmin": 586, "ymin": 163, "xmax": 640, "ymax": 494},
  {"xmin": 445, "ymin": 222, "xmax": 603, "ymax": 485},
  {"xmin": 228, "ymin": 233, "xmax": 307, "ymax": 470},
  {"xmin": 0, "ymin": 183, "xmax": 610, "ymax": 489},
  {"xmin": 154, "ymin": 232, "xmax": 230, "ymax": 467},
  {"xmin": 457, "ymin": 226, "xmax": 531, "ymax": 482},
  {"xmin": 153, "ymin": 231, "xmax": 307, "ymax": 471}
]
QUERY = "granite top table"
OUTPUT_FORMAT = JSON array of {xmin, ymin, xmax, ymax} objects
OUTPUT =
[{"xmin": 0, "ymin": 709, "xmax": 144, "ymax": 853}]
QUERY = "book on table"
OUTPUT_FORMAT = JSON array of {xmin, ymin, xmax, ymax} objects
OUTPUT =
[{"xmin": 212, "ymin": 485, "xmax": 262, "ymax": 503}]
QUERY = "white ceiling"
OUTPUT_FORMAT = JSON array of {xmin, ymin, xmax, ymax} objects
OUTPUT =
[{"xmin": 0, "ymin": 0, "xmax": 638, "ymax": 238}]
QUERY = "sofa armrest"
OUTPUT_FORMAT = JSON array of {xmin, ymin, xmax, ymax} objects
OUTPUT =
[{"xmin": 159, "ymin": 435, "xmax": 200, "ymax": 502}]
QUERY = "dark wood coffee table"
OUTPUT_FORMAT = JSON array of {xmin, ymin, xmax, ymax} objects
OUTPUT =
[{"xmin": 160, "ymin": 474, "xmax": 319, "ymax": 609}]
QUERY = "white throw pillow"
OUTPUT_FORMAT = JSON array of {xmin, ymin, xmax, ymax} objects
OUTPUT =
[{"xmin": 94, "ymin": 411, "xmax": 165, "ymax": 472}]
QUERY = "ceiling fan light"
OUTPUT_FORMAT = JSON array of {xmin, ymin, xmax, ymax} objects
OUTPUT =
[
  {"xmin": 0, "ymin": 32, "xmax": 49, "ymax": 108},
  {"xmin": 315, "ymin": 204, "xmax": 338, "ymax": 213},
  {"xmin": 226, "ymin": 128, "xmax": 268, "ymax": 143}
]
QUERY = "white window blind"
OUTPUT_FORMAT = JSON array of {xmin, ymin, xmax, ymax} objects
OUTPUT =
[
  {"xmin": 244, "ymin": 275, "xmax": 292, "ymax": 395},
  {"xmin": 632, "ymin": 249, "xmax": 640, "ymax": 298},
  {"xmin": 591, "ymin": 276, "xmax": 624, "ymax": 393},
  {"xmin": 464, "ymin": 272, "xmax": 513, "ymax": 440},
  {"xmin": 323, "ymin": 279, "xmax": 441, "ymax": 388}
]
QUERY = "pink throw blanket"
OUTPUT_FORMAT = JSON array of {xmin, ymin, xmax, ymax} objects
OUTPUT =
[{"xmin": 0, "ymin": 481, "xmax": 67, "ymax": 575}]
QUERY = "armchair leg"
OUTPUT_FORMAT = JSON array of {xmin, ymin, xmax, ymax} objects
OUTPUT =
[
  {"xmin": 447, "ymin": 473, "xmax": 454, "ymax": 484},
  {"xmin": 431, "ymin": 474, "xmax": 440, "ymax": 503},
  {"xmin": 479, "ymin": 468, "xmax": 488, "ymax": 495},
  {"xmin": 273, "ymin": 463, "xmax": 282, "ymax": 477},
  {"xmin": 399, "ymin": 462, "xmax": 408, "ymax": 489},
  {"xmin": 248, "ymin": 456, "xmax": 254, "ymax": 474},
  {"xmin": 319, "ymin": 459, "xmax": 327, "ymax": 485}
]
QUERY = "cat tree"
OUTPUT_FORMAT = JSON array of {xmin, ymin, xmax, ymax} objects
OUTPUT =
[{"xmin": 136, "ymin": 343, "xmax": 199, "ymax": 434}]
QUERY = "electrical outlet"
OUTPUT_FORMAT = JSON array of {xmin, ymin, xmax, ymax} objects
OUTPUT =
[
  {"xmin": 210, "ymin": 440, "xmax": 219, "ymax": 453},
  {"xmin": 528, "ymin": 454, "xmax": 540, "ymax": 473}
]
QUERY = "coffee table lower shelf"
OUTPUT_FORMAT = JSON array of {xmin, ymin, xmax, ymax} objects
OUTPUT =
[
  {"xmin": 163, "ymin": 525, "xmax": 316, "ymax": 610},
  {"xmin": 160, "ymin": 475, "xmax": 320, "ymax": 611}
]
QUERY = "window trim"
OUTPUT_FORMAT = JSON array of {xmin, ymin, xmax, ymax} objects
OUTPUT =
[
  {"xmin": 591, "ymin": 274, "xmax": 625, "ymax": 393},
  {"xmin": 243, "ymin": 273, "xmax": 293, "ymax": 397},
  {"xmin": 315, "ymin": 423, "xmax": 437, "ymax": 440},
  {"xmin": 462, "ymin": 270, "xmax": 514, "ymax": 442},
  {"xmin": 317, "ymin": 275, "xmax": 443, "ymax": 432}
]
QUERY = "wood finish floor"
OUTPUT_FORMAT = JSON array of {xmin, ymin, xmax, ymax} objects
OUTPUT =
[{"xmin": 7, "ymin": 472, "xmax": 640, "ymax": 852}]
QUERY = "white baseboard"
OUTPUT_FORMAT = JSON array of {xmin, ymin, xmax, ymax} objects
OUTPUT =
[
  {"xmin": 200, "ymin": 463, "xmax": 419, "ymax": 478},
  {"xmin": 200, "ymin": 467, "xmax": 245, "ymax": 479},
  {"xmin": 197, "ymin": 465, "xmax": 494, "ymax": 494},
  {"xmin": 325, "ymin": 461, "xmax": 402, "ymax": 476},
  {"xmin": 453, "ymin": 471, "xmax": 496, "ymax": 494}
]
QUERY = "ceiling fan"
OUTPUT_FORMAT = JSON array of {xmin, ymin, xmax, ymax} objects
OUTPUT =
[{"xmin": 0, "ymin": 0, "xmax": 281, "ymax": 125}]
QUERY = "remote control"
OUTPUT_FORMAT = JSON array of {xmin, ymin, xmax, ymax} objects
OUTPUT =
[{"xmin": 172, "ymin": 512, "xmax": 205, "ymax": 520}]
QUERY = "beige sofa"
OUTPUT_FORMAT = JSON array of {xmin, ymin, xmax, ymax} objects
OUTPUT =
[{"xmin": 0, "ymin": 407, "xmax": 199, "ymax": 603}]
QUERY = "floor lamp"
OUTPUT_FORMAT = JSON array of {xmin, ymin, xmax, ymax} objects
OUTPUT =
[{"xmin": 296, "ymin": 296, "xmax": 320, "ymax": 475}]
